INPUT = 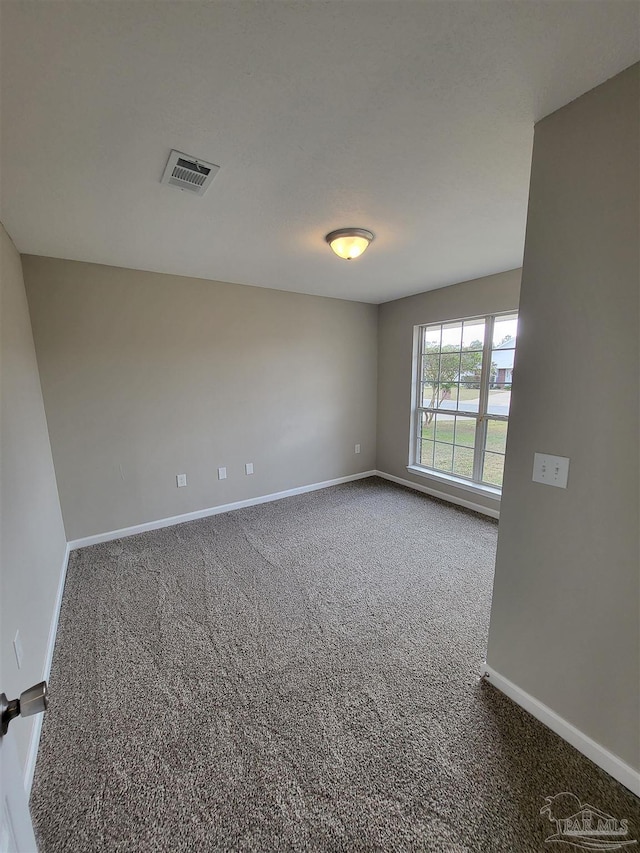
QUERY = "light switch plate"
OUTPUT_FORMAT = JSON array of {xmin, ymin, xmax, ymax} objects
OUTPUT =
[
  {"xmin": 532, "ymin": 453, "xmax": 570, "ymax": 489},
  {"xmin": 245, "ymin": 462, "xmax": 254, "ymax": 475},
  {"xmin": 218, "ymin": 467, "xmax": 227, "ymax": 480}
]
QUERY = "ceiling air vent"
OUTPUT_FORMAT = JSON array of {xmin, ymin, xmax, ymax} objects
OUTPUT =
[{"xmin": 160, "ymin": 150, "xmax": 219, "ymax": 196}]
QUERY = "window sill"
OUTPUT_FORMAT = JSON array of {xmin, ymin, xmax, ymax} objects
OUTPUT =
[{"xmin": 406, "ymin": 465, "xmax": 502, "ymax": 501}]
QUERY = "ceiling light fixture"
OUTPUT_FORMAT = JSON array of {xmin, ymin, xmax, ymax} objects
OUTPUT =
[{"xmin": 325, "ymin": 228, "xmax": 374, "ymax": 260}]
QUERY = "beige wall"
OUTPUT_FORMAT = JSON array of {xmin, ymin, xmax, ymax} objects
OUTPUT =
[
  {"xmin": 0, "ymin": 225, "xmax": 67, "ymax": 773},
  {"xmin": 376, "ymin": 269, "xmax": 521, "ymax": 513},
  {"xmin": 23, "ymin": 257, "xmax": 378, "ymax": 542},
  {"xmin": 487, "ymin": 65, "xmax": 639, "ymax": 770}
]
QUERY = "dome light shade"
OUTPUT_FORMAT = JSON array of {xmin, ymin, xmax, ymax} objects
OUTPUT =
[{"xmin": 325, "ymin": 228, "xmax": 374, "ymax": 260}]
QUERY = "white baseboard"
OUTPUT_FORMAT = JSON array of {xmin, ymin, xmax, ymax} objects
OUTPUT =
[
  {"xmin": 68, "ymin": 471, "xmax": 378, "ymax": 550},
  {"xmin": 23, "ymin": 542, "xmax": 71, "ymax": 794},
  {"xmin": 482, "ymin": 663, "xmax": 640, "ymax": 797},
  {"xmin": 375, "ymin": 470, "xmax": 500, "ymax": 519}
]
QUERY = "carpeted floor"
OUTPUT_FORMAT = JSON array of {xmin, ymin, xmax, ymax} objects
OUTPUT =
[{"xmin": 31, "ymin": 478, "xmax": 639, "ymax": 852}]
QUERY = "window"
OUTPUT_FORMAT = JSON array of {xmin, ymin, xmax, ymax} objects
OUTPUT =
[{"xmin": 410, "ymin": 312, "xmax": 518, "ymax": 492}]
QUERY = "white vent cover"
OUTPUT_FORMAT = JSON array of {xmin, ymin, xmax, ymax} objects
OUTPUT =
[{"xmin": 160, "ymin": 150, "xmax": 219, "ymax": 196}]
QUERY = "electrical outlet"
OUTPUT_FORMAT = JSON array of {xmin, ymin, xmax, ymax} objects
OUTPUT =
[
  {"xmin": 218, "ymin": 467, "xmax": 227, "ymax": 480},
  {"xmin": 176, "ymin": 473, "xmax": 187, "ymax": 488},
  {"xmin": 245, "ymin": 462, "xmax": 254, "ymax": 475},
  {"xmin": 355, "ymin": 444, "xmax": 361, "ymax": 454},
  {"xmin": 532, "ymin": 453, "xmax": 570, "ymax": 489},
  {"xmin": 13, "ymin": 630, "xmax": 23, "ymax": 670}
]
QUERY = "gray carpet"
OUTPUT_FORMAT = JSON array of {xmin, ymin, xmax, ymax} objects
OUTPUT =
[{"xmin": 30, "ymin": 478, "xmax": 639, "ymax": 851}]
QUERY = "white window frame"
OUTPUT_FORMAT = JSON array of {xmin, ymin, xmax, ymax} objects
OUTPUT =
[{"xmin": 407, "ymin": 311, "xmax": 516, "ymax": 499}]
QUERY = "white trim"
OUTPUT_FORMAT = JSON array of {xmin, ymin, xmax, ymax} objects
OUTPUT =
[
  {"xmin": 406, "ymin": 465, "xmax": 501, "ymax": 500},
  {"xmin": 375, "ymin": 470, "xmax": 500, "ymax": 519},
  {"xmin": 68, "ymin": 472, "xmax": 378, "ymax": 550},
  {"xmin": 482, "ymin": 663, "xmax": 640, "ymax": 797},
  {"xmin": 23, "ymin": 542, "xmax": 71, "ymax": 794}
]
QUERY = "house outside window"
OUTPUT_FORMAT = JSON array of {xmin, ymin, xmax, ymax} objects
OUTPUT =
[{"xmin": 409, "ymin": 312, "xmax": 518, "ymax": 493}]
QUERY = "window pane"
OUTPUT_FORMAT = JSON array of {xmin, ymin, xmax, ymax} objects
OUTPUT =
[
  {"xmin": 439, "ymin": 351, "xmax": 461, "ymax": 381},
  {"xmin": 439, "ymin": 384, "xmax": 458, "ymax": 411},
  {"xmin": 422, "ymin": 348, "xmax": 441, "ymax": 370},
  {"xmin": 420, "ymin": 411, "xmax": 435, "ymax": 440},
  {"xmin": 434, "ymin": 414, "xmax": 454, "ymax": 444},
  {"xmin": 419, "ymin": 439, "xmax": 435, "ymax": 467},
  {"xmin": 487, "ymin": 385, "xmax": 511, "ymax": 416},
  {"xmin": 423, "ymin": 325, "xmax": 442, "ymax": 350},
  {"xmin": 422, "ymin": 350, "xmax": 440, "ymax": 392},
  {"xmin": 434, "ymin": 441, "xmax": 453, "ymax": 472},
  {"xmin": 441, "ymin": 322, "xmax": 462, "ymax": 350},
  {"xmin": 462, "ymin": 318, "xmax": 485, "ymax": 350},
  {"xmin": 453, "ymin": 415, "xmax": 477, "ymax": 448},
  {"xmin": 492, "ymin": 314, "xmax": 518, "ymax": 348},
  {"xmin": 483, "ymin": 452, "xmax": 505, "ymax": 487},
  {"xmin": 458, "ymin": 384, "xmax": 481, "ymax": 413},
  {"xmin": 459, "ymin": 349, "xmax": 483, "ymax": 384},
  {"xmin": 453, "ymin": 445, "xmax": 474, "ymax": 479},
  {"xmin": 490, "ymin": 344, "xmax": 515, "ymax": 390},
  {"xmin": 485, "ymin": 419, "xmax": 507, "ymax": 454},
  {"xmin": 421, "ymin": 381, "xmax": 437, "ymax": 408}
]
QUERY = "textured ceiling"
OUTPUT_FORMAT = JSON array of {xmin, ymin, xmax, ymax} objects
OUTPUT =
[{"xmin": 1, "ymin": 1, "xmax": 638, "ymax": 303}]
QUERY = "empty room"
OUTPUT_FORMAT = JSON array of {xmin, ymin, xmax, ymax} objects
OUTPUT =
[{"xmin": 0, "ymin": 2, "xmax": 638, "ymax": 851}]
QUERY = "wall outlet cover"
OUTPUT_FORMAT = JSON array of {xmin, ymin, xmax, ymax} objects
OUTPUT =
[
  {"xmin": 176, "ymin": 473, "xmax": 187, "ymax": 488},
  {"xmin": 245, "ymin": 462, "xmax": 254, "ymax": 475},
  {"xmin": 218, "ymin": 467, "xmax": 227, "ymax": 480}
]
